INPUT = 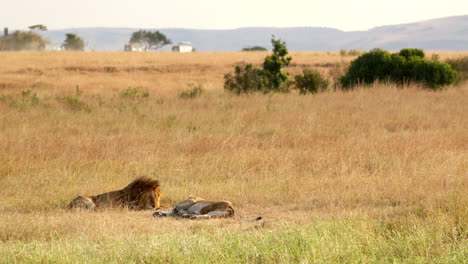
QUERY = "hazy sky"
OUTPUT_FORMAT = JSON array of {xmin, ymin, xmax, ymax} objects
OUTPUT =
[{"xmin": 4, "ymin": 0, "xmax": 467, "ymax": 31}]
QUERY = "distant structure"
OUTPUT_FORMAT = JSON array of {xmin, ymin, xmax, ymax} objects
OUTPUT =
[
  {"xmin": 1, "ymin": 27, "xmax": 7, "ymax": 50},
  {"xmin": 43, "ymin": 44, "xmax": 63, "ymax": 51},
  {"xmin": 172, "ymin": 42, "xmax": 193, "ymax": 53},
  {"xmin": 124, "ymin": 43, "xmax": 146, "ymax": 52}
]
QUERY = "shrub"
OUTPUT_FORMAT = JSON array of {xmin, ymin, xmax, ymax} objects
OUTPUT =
[
  {"xmin": 242, "ymin": 46, "xmax": 267, "ymax": 51},
  {"xmin": 21, "ymin": 89, "xmax": 40, "ymax": 105},
  {"xmin": 340, "ymin": 49, "xmax": 395, "ymax": 89},
  {"xmin": 224, "ymin": 37, "xmax": 291, "ymax": 94},
  {"xmin": 408, "ymin": 58, "xmax": 459, "ymax": 89},
  {"xmin": 445, "ymin": 56, "xmax": 468, "ymax": 81},
  {"xmin": 294, "ymin": 69, "xmax": 329, "ymax": 94},
  {"xmin": 179, "ymin": 83, "xmax": 204, "ymax": 99},
  {"xmin": 340, "ymin": 48, "xmax": 458, "ymax": 90},
  {"xmin": 120, "ymin": 87, "xmax": 149, "ymax": 99},
  {"xmin": 0, "ymin": 89, "xmax": 41, "ymax": 109},
  {"xmin": 399, "ymin": 48, "xmax": 425, "ymax": 59},
  {"xmin": 224, "ymin": 64, "xmax": 268, "ymax": 94},
  {"xmin": 58, "ymin": 96, "xmax": 89, "ymax": 111}
]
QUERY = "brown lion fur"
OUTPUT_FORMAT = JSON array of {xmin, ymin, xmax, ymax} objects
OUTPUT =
[{"xmin": 69, "ymin": 176, "xmax": 161, "ymax": 210}]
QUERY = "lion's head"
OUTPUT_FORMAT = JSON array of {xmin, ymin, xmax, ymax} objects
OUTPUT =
[{"xmin": 124, "ymin": 176, "xmax": 162, "ymax": 210}]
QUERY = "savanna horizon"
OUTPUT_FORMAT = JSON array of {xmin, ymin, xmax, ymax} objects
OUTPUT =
[{"xmin": 0, "ymin": 51, "xmax": 467, "ymax": 263}]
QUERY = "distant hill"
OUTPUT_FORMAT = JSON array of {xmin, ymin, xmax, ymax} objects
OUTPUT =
[{"xmin": 39, "ymin": 15, "xmax": 468, "ymax": 51}]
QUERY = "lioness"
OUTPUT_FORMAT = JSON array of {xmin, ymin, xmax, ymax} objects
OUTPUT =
[
  {"xmin": 153, "ymin": 196, "xmax": 261, "ymax": 221},
  {"xmin": 69, "ymin": 177, "xmax": 161, "ymax": 210}
]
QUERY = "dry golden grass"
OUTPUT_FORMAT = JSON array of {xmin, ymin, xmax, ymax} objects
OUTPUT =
[{"xmin": 0, "ymin": 51, "xmax": 467, "ymax": 262}]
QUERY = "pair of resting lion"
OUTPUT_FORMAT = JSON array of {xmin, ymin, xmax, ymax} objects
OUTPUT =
[{"xmin": 69, "ymin": 177, "xmax": 260, "ymax": 221}]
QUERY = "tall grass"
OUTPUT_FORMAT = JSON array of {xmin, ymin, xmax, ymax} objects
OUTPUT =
[
  {"xmin": 0, "ymin": 51, "xmax": 467, "ymax": 262},
  {"xmin": 1, "ymin": 219, "xmax": 465, "ymax": 263}
]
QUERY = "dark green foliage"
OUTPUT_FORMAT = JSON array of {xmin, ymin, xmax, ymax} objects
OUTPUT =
[
  {"xmin": 340, "ymin": 48, "xmax": 458, "ymax": 90},
  {"xmin": 0, "ymin": 30, "xmax": 46, "ymax": 50},
  {"xmin": 399, "ymin": 48, "xmax": 425, "ymax": 59},
  {"xmin": 445, "ymin": 56, "xmax": 468, "ymax": 81},
  {"xmin": 63, "ymin": 33, "xmax": 85, "ymax": 51},
  {"xmin": 225, "ymin": 37, "xmax": 292, "ymax": 94},
  {"xmin": 263, "ymin": 38, "xmax": 292, "ymax": 91},
  {"xmin": 129, "ymin": 30, "xmax": 171, "ymax": 50},
  {"xmin": 408, "ymin": 58, "xmax": 459, "ymax": 89},
  {"xmin": 224, "ymin": 64, "xmax": 268, "ymax": 94},
  {"xmin": 340, "ymin": 49, "xmax": 394, "ymax": 89},
  {"xmin": 294, "ymin": 69, "xmax": 329, "ymax": 94},
  {"xmin": 242, "ymin": 46, "xmax": 267, "ymax": 51}
]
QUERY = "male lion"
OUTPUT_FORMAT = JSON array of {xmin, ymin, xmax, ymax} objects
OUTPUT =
[
  {"xmin": 153, "ymin": 196, "xmax": 261, "ymax": 221},
  {"xmin": 69, "ymin": 177, "xmax": 161, "ymax": 210}
]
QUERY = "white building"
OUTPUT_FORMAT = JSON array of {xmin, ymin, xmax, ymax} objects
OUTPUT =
[
  {"xmin": 124, "ymin": 43, "xmax": 146, "ymax": 52},
  {"xmin": 44, "ymin": 44, "xmax": 63, "ymax": 51},
  {"xmin": 172, "ymin": 42, "xmax": 193, "ymax": 53}
]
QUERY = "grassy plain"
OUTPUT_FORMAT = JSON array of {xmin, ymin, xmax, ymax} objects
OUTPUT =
[{"xmin": 0, "ymin": 51, "xmax": 467, "ymax": 263}]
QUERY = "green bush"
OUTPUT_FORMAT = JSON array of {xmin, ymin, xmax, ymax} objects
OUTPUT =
[
  {"xmin": 294, "ymin": 69, "xmax": 329, "ymax": 94},
  {"xmin": 340, "ymin": 48, "xmax": 458, "ymax": 90},
  {"xmin": 408, "ymin": 58, "xmax": 459, "ymax": 88},
  {"xmin": 399, "ymin": 48, "xmax": 425, "ymax": 59},
  {"xmin": 179, "ymin": 83, "xmax": 204, "ymax": 99},
  {"xmin": 340, "ymin": 49, "xmax": 395, "ymax": 89},
  {"xmin": 224, "ymin": 37, "xmax": 291, "ymax": 94},
  {"xmin": 445, "ymin": 56, "xmax": 468, "ymax": 81},
  {"xmin": 224, "ymin": 64, "xmax": 268, "ymax": 94}
]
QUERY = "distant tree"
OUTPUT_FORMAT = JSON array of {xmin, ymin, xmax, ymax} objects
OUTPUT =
[
  {"xmin": 129, "ymin": 30, "xmax": 171, "ymax": 50},
  {"xmin": 242, "ymin": 46, "xmax": 267, "ymax": 51},
  {"xmin": 63, "ymin": 33, "xmax": 85, "ymax": 51},
  {"xmin": 0, "ymin": 30, "xmax": 47, "ymax": 50},
  {"xmin": 129, "ymin": 30, "xmax": 145, "ymax": 45},
  {"xmin": 262, "ymin": 37, "xmax": 292, "ymax": 91},
  {"xmin": 28, "ymin": 24, "xmax": 48, "ymax": 31}
]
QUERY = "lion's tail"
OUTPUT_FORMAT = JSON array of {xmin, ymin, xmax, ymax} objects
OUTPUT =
[{"xmin": 235, "ymin": 216, "xmax": 262, "ymax": 222}]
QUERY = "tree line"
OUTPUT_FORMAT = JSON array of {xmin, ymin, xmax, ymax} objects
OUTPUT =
[
  {"xmin": 0, "ymin": 24, "xmax": 86, "ymax": 51},
  {"xmin": 0, "ymin": 25, "xmax": 172, "ymax": 52}
]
